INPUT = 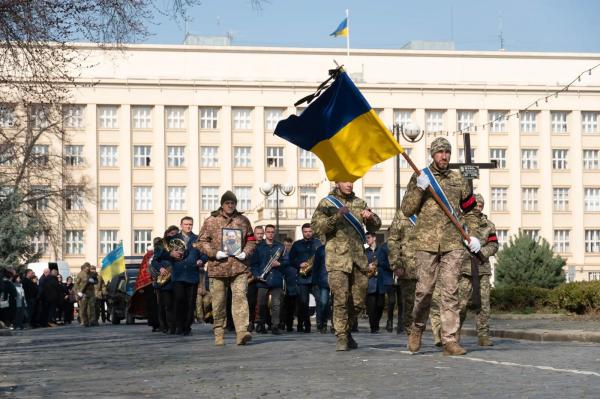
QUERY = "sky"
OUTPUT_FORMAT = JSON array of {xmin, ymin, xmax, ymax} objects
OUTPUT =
[{"xmin": 145, "ymin": 0, "xmax": 600, "ymax": 53}]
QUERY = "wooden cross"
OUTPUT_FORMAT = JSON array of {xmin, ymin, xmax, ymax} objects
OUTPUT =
[{"xmin": 449, "ymin": 131, "xmax": 497, "ymax": 191}]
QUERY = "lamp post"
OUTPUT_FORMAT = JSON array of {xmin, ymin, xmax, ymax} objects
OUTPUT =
[
  {"xmin": 259, "ymin": 182, "xmax": 296, "ymax": 241},
  {"xmin": 392, "ymin": 122, "xmax": 424, "ymax": 209}
]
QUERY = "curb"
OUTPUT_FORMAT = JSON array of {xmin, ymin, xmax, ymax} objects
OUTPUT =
[{"xmin": 462, "ymin": 328, "xmax": 600, "ymax": 344}]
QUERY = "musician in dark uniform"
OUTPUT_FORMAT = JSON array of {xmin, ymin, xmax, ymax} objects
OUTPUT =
[{"xmin": 250, "ymin": 224, "xmax": 285, "ymax": 335}]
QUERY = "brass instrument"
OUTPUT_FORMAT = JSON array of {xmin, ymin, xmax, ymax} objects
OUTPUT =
[
  {"xmin": 367, "ymin": 260, "xmax": 378, "ymax": 278},
  {"xmin": 258, "ymin": 247, "xmax": 283, "ymax": 282},
  {"xmin": 299, "ymin": 255, "xmax": 315, "ymax": 278},
  {"xmin": 156, "ymin": 237, "xmax": 186, "ymax": 287}
]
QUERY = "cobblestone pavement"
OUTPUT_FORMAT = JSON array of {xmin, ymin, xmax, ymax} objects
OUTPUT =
[{"xmin": 2, "ymin": 322, "xmax": 600, "ymax": 398}]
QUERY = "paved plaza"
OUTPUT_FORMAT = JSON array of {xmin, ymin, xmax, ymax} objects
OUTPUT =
[{"xmin": 2, "ymin": 318, "xmax": 600, "ymax": 398}]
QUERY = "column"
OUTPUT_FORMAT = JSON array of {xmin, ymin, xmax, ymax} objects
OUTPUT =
[
  {"xmin": 508, "ymin": 110, "xmax": 522, "ymax": 236},
  {"xmin": 571, "ymin": 111, "xmax": 584, "ymax": 269},
  {"xmin": 119, "ymin": 105, "xmax": 132, "ymax": 255},
  {"xmin": 478, "ymin": 109, "xmax": 491, "ymax": 201},
  {"xmin": 85, "ymin": 104, "xmax": 98, "ymax": 263},
  {"xmin": 539, "ymin": 109, "xmax": 553, "ymax": 242},
  {"xmin": 220, "ymin": 106, "xmax": 233, "ymax": 190},
  {"xmin": 188, "ymin": 106, "xmax": 200, "ymax": 224},
  {"xmin": 153, "ymin": 105, "xmax": 166, "ymax": 234}
]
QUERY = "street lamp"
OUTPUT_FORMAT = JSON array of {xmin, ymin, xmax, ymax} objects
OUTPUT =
[
  {"xmin": 392, "ymin": 122, "xmax": 424, "ymax": 209},
  {"xmin": 259, "ymin": 182, "xmax": 296, "ymax": 241}
]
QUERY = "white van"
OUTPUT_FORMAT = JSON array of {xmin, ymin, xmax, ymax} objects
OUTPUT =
[{"xmin": 27, "ymin": 261, "xmax": 71, "ymax": 279}]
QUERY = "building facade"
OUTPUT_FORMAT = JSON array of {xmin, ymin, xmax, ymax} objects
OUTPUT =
[{"xmin": 19, "ymin": 44, "xmax": 600, "ymax": 280}]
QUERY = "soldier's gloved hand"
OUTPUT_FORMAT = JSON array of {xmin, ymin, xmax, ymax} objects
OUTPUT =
[
  {"xmin": 216, "ymin": 251, "xmax": 228, "ymax": 260},
  {"xmin": 465, "ymin": 237, "xmax": 481, "ymax": 253},
  {"xmin": 416, "ymin": 173, "xmax": 431, "ymax": 190},
  {"xmin": 235, "ymin": 252, "xmax": 246, "ymax": 261},
  {"xmin": 77, "ymin": 292, "xmax": 83, "ymax": 298}
]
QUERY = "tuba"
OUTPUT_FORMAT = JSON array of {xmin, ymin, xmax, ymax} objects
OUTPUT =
[
  {"xmin": 258, "ymin": 247, "xmax": 283, "ymax": 282},
  {"xmin": 156, "ymin": 237, "xmax": 186, "ymax": 287}
]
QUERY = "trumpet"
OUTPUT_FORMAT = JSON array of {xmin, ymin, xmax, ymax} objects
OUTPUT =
[
  {"xmin": 367, "ymin": 261, "xmax": 378, "ymax": 278},
  {"xmin": 258, "ymin": 248, "xmax": 282, "ymax": 282},
  {"xmin": 299, "ymin": 255, "xmax": 315, "ymax": 277}
]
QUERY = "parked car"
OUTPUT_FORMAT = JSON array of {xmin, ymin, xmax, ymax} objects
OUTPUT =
[{"xmin": 105, "ymin": 256, "xmax": 143, "ymax": 325}]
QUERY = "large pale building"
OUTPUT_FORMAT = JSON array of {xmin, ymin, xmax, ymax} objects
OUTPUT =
[{"xmin": 23, "ymin": 43, "xmax": 600, "ymax": 280}]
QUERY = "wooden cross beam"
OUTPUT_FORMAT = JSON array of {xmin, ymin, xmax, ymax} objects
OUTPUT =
[{"xmin": 448, "ymin": 132, "xmax": 497, "ymax": 191}]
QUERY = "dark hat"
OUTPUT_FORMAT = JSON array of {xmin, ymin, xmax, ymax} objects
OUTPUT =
[{"xmin": 220, "ymin": 190, "xmax": 238, "ymax": 205}]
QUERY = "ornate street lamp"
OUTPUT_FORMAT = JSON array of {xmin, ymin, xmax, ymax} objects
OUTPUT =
[
  {"xmin": 259, "ymin": 182, "xmax": 296, "ymax": 241},
  {"xmin": 392, "ymin": 122, "xmax": 424, "ymax": 209}
]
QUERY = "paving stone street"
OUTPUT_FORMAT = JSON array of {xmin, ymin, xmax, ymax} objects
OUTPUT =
[{"xmin": 2, "ymin": 317, "xmax": 600, "ymax": 398}]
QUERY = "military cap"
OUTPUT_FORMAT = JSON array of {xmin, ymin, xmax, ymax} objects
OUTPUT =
[
  {"xmin": 429, "ymin": 137, "xmax": 452, "ymax": 156},
  {"xmin": 475, "ymin": 193, "xmax": 485, "ymax": 205}
]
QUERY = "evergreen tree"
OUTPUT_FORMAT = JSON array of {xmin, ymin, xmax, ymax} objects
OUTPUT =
[{"xmin": 495, "ymin": 231, "xmax": 566, "ymax": 289}]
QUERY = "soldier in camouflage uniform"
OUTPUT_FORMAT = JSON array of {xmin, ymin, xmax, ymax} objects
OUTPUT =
[
  {"xmin": 196, "ymin": 191, "xmax": 256, "ymax": 346},
  {"xmin": 311, "ymin": 181, "xmax": 381, "ymax": 351},
  {"xmin": 401, "ymin": 137, "xmax": 481, "ymax": 356},
  {"xmin": 387, "ymin": 211, "xmax": 418, "ymax": 336},
  {"xmin": 75, "ymin": 262, "xmax": 97, "ymax": 327}
]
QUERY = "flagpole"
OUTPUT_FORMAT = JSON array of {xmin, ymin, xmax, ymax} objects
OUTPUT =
[{"xmin": 346, "ymin": 8, "xmax": 350, "ymax": 57}]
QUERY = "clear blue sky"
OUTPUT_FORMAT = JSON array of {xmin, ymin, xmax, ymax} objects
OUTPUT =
[{"xmin": 146, "ymin": 0, "xmax": 600, "ymax": 53}]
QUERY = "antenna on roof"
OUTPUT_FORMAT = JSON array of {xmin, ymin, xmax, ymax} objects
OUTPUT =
[{"xmin": 498, "ymin": 17, "xmax": 505, "ymax": 51}]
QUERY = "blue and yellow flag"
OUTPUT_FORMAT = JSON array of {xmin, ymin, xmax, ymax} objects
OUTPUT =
[
  {"xmin": 330, "ymin": 18, "xmax": 348, "ymax": 37},
  {"xmin": 274, "ymin": 71, "xmax": 404, "ymax": 182},
  {"xmin": 101, "ymin": 242, "xmax": 125, "ymax": 282}
]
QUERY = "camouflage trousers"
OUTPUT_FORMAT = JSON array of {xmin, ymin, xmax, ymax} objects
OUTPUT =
[
  {"xmin": 78, "ymin": 296, "xmax": 96, "ymax": 326},
  {"xmin": 399, "ymin": 279, "xmax": 417, "ymax": 335},
  {"xmin": 209, "ymin": 274, "xmax": 248, "ymax": 337},
  {"xmin": 195, "ymin": 291, "xmax": 213, "ymax": 323},
  {"xmin": 412, "ymin": 249, "xmax": 464, "ymax": 345},
  {"xmin": 328, "ymin": 266, "xmax": 367, "ymax": 337}
]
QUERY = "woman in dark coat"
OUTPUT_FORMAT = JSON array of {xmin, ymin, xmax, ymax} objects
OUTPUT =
[{"xmin": 63, "ymin": 276, "xmax": 75, "ymax": 324}]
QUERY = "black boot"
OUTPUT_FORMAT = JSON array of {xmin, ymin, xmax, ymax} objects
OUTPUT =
[
  {"xmin": 386, "ymin": 319, "xmax": 393, "ymax": 333},
  {"xmin": 347, "ymin": 332, "xmax": 358, "ymax": 349},
  {"xmin": 248, "ymin": 322, "xmax": 254, "ymax": 332}
]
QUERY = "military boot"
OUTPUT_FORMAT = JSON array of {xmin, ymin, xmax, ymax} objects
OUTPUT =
[
  {"xmin": 347, "ymin": 332, "xmax": 358, "ymax": 350},
  {"xmin": 336, "ymin": 335, "xmax": 349, "ymax": 351},
  {"xmin": 236, "ymin": 331, "xmax": 252, "ymax": 345},
  {"xmin": 214, "ymin": 335, "xmax": 225, "ymax": 346},
  {"xmin": 385, "ymin": 319, "xmax": 393, "ymax": 333},
  {"xmin": 478, "ymin": 336, "xmax": 493, "ymax": 346},
  {"xmin": 443, "ymin": 342, "xmax": 467, "ymax": 356},
  {"xmin": 456, "ymin": 329, "xmax": 461, "ymax": 344},
  {"xmin": 407, "ymin": 326, "xmax": 423, "ymax": 353}
]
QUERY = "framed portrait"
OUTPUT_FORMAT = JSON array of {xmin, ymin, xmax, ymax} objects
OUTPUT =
[{"xmin": 221, "ymin": 228, "xmax": 243, "ymax": 256}]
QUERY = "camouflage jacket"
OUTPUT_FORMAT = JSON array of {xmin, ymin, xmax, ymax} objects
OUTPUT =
[
  {"xmin": 387, "ymin": 210, "xmax": 418, "ymax": 280},
  {"xmin": 95, "ymin": 275, "xmax": 106, "ymax": 298},
  {"xmin": 196, "ymin": 208, "xmax": 256, "ymax": 278},
  {"xmin": 461, "ymin": 213, "xmax": 499, "ymax": 276},
  {"xmin": 311, "ymin": 188, "xmax": 381, "ymax": 273},
  {"xmin": 75, "ymin": 271, "xmax": 96, "ymax": 297},
  {"xmin": 401, "ymin": 163, "xmax": 479, "ymax": 253}
]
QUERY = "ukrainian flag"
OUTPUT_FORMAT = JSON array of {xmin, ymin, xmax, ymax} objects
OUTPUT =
[
  {"xmin": 274, "ymin": 71, "xmax": 404, "ymax": 182},
  {"xmin": 101, "ymin": 242, "xmax": 125, "ymax": 282},
  {"xmin": 330, "ymin": 18, "xmax": 348, "ymax": 37}
]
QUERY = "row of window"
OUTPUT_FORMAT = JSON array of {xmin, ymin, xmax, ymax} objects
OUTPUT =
[
  {"xmin": 2, "ymin": 104, "xmax": 599, "ymax": 134},
  {"xmin": 490, "ymin": 187, "xmax": 600, "ymax": 212}
]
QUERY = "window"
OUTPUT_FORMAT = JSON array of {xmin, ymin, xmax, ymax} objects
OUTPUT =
[
  {"xmin": 134, "ymin": 230, "xmax": 152, "ymax": 254},
  {"xmin": 266, "ymin": 196, "xmax": 284, "ymax": 209},
  {"xmin": 201, "ymin": 186, "xmax": 219, "ymax": 210},
  {"xmin": 30, "ymin": 185, "xmax": 49, "ymax": 210},
  {"xmin": 522, "ymin": 188, "xmax": 539, "ymax": 211},
  {"xmin": 233, "ymin": 186, "xmax": 252, "ymax": 211},
  {"xmin": 551, "ymin": 111, "xmax": 568, "ymax": 133},
  {"xmin": 166, "ymin": 107, "xmax": 185, "ymax": 129},
  {"xmin": 98, "ymin": 106, "xmax": 118, "ymax": 129},
  {"xmin": 99, "ymin": 230, "xmax": 119, "ymax": 255},
  {"xmin": 582, "ymin": 112, "xmax": 598, "ymax": 134},
  {"xmin": 553, "ymin": 230, "xmax": 570, "ymax": 253},
  {"xmin": 399, "ymin": 147, "xmax": 412, "ymax": 169},
  {"xmin": 553, "ymin": 188, "xmax": 569, "ymax": 211},
  {"xmin": 589, "ymin": 272, "xmax": 600, "ymax": 281},
  {"xmin": 489, "ymin": 148, "xmax": 507, "ymax": 169},
  {"xmin": 266, "ymin": 146, "xmax": 284, "ymax": 168},
  {"xmin": 99, "ymin": 145, "xmax": 118, "ymax": 167},
  {"xmin": 65, "ymin": 230, "xmax": 84, "ymax": 255},
  {"xmin": 583, "ymin": 150, "xmax": 599, "ymax": 170},
  {"xmin": 167, "ymin": 186, "xmax": 186, "ymax": 211},
  {"xmin": 232, "ymin": 108, "xmax": 252, "ymax": 130},
  {"xmin": 364, "ymin": 187, "xmax": 381, "ymax": 208},
  {"xmin": 584, "ymin": 188, "xmax": 600, "ymax": 211},
  {"xmin": 233, "ymin": 146, "xmax": 252, "ymax": 168},
  {"xmin": 491, "ymin": 187, "xmax": 508, "ymax": 212},
  {"xmin": 458, "ymin": 148, "xmax": 476, "ymax": 163},
  {"xmin": 426, "ymin": 110, "xmax": 444, "ymax": 132},
  {"xmin": 100, "ymin": 186, "xmax": 118, "ymax": 211},
  {"xmin": 521, "ymin": 149, "xmax": 538, "ymax": 169},
  {"xmin": 0, "ymin": 144, "xmax": 14, "ymax": 166},
  {"xmin": 65, "ymin": 186, "xmax": 84, "ymax": 210},
  {"xmin": 64, "ymin": 105, "xmax": 84, "ymax": 129},
  {"xmin": 0, "ymin": 104, "xmax": 15, "ymax": 128},
  {"xmin": 299, "ymin": 186, "xmax": 317, "ymax": 208},
  {"xmin": 65, "ymin": 145, "xmax": 84, "ymax": 166},
  {"xmin": 520, "ymin": 111, "xmax": 537, "ymax": 133},
  {"xmin": 299, "ymin": 149, "xmax": 317, "ymax": 168},
  {"xmin": 30, "ymin": 105, "xmax": 50, "ymax": 129},
  {"xmin": 496, "ymin": 230, "xmax": 508, "ymax": 247},
  {"xmin": 552, "ymin": 149, "xmax": 568, "ymax": 170},
  {"xmin": 394, "ymin": 110, "xmax": 413, "ymax": 127},
  {"xmin": 32, "ymin": 232, "xmax": 48, "ymax": 254},
  {"xmin": 134, "ymin": 186, "xmax": 152, "ymax": 211},
  {"xmin": 489, "ymin": 111, "xmax": 507, "ymax": 133},
  {"xmin": 199, "ymin": 107, "xmax": 219, "ymax": 129},
  {"xmin": 457, "ymin": 111, "xmax": 475, "ymax": 131},
  {"xmin": 167, "ymin": 146, "xmax": 185, "ymax": 167},
  {"xmin": 132, "ymin": 106, "xmax": 152, "ymax": 129},
  {"xmin": 32, "ymin": 145, "xmax": 49, "ymax": 166},
  {"xmin": 200, "ymin": 146, "xmax": 219, "ymax": 167},
  {"xmin": 265, "ymin": 108, "xmax": 284, "ymax": 131},
  {"xmin": 585, "ymin": 229, "xmax": 600, "ymax": 253},
  {"xmin": 133, "ymin": 145, "xmax": 152, "ymax": 167},
  {"xmin": 523, "ymin": 229, "xmax": 540, "ymax": 241}
]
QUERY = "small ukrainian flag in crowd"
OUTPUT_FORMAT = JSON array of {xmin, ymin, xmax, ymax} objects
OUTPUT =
[
  {"xmin": 101, "ymin": 242, "xmax": 125, "ymax": 282},
  {"xmin": 274, "ymin": 70, "xmax": 404, "ymax": 182},
  {"xmin": 330, "ymin": 17, "xmax": 348, "ymax": 37}
]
